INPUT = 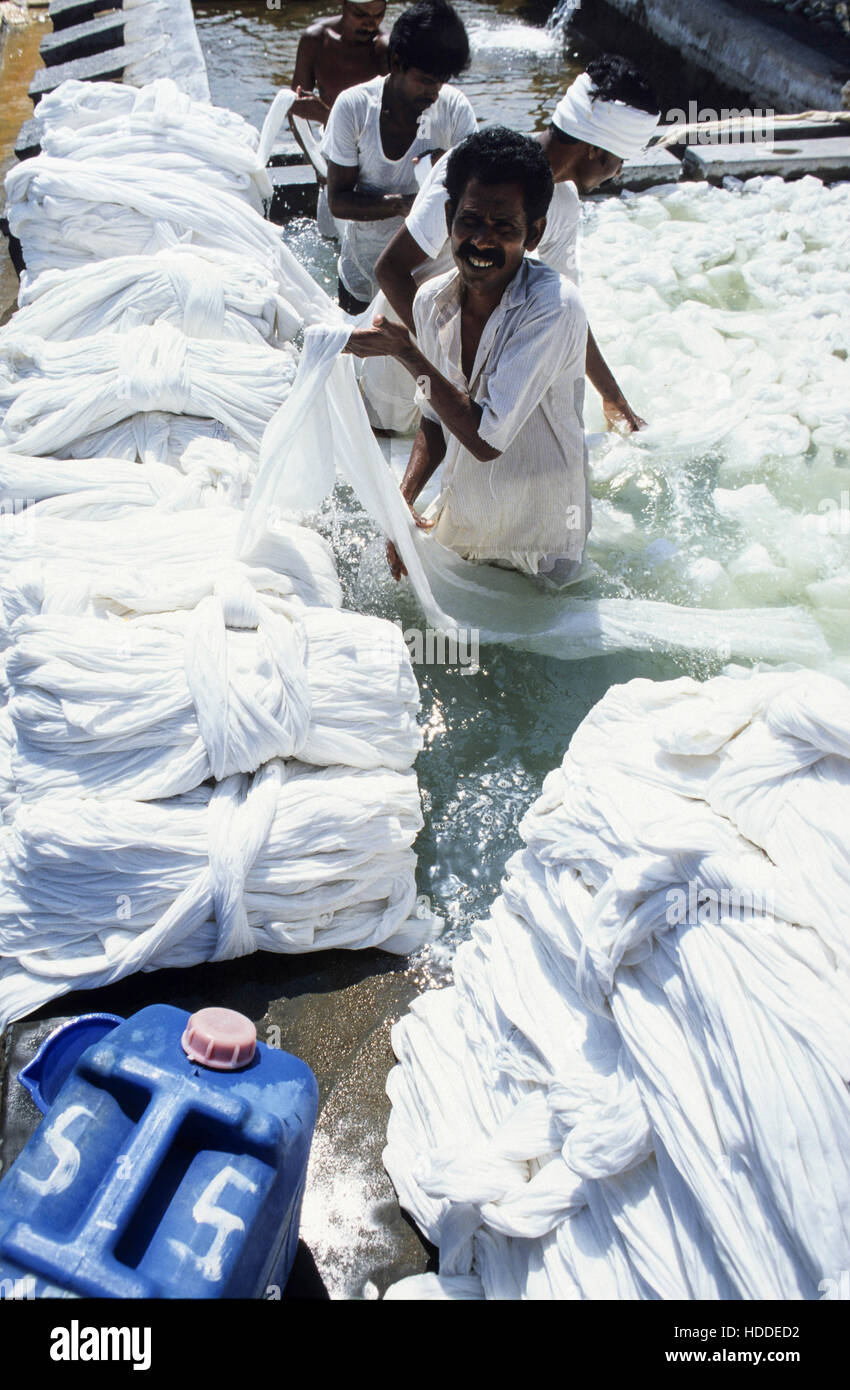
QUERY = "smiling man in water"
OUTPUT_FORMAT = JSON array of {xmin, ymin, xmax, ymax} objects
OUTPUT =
[
  {"xmin": 346, "ymin": 127, "xmax": 589, "ymax": 584},
  {"xmin": 369, "ymin": 55, "xmax": 660, "ymax": 432},
  {"xmin": 321, "ymin": 0, "xmax": 476, "ymax": 314}
]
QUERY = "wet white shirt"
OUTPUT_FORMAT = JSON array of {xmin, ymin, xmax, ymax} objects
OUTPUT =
[
  {"xmin": 322, "ymin": 77, "xmax": 477, "ymax": 303},
  {"xmin": 413, "ymin": 258, "xmax": 589, "ymax": 574},
  {"xmin": 406, "ymin": 149, "xmax": 581, "ymax": 285}
]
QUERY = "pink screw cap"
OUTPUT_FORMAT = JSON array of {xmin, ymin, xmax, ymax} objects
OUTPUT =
[{"xmin": 181, "ymin": 1007, "xmax": 257, "ymax": 1070}]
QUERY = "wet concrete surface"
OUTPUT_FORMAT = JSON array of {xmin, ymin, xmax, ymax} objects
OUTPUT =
[{"xmin": 0, "ymin": 949, "xmax": 435, "ymax": 1299}]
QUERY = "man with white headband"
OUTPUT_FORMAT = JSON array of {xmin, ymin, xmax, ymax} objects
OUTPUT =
[{"xmin": 370, "ymin": 54, "xmax": 660, "ymax": 432}]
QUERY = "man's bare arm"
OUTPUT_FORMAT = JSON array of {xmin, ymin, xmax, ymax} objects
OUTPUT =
[
  {"xmin": 291, "ymin": 33, "xmax": 331, "ymax": 122},
  {"xmin": 386, "ymin": 418, "xmax": 445, "ymax": 580},
  {"xmin": 327, "ymin": 161, "xmax": 415, "ymax": 221},
  {"xmin": 346, "ymin": 317, "xmax": 500, "ymax": 462},
  {"xmin": 585, "ymin": 327, "xmax": 646, "ymax": 431},
  {"xmin": 375, "ymin": 226, "xmax": 429, "ymax": 333}
]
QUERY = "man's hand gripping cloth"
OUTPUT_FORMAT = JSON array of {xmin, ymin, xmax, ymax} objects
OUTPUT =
[
  {"xmin": 382, "ymin": 669, "xmax": 850, "ymax": 1300},
  {"xmin": 240, "ymin": 325, "xmax": 828, "ymax": 666},
  {"xmin": 3, "ymin": 584, "xmax": 421, "ymax": 803},
  {"xmin": 0, "ymin": 759, "xmax": 439, "ymax": 1029}
]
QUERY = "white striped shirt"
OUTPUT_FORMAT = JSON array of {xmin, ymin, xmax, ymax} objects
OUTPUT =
[{"xmin": 413, "ymin": 258, "xmax": 589, "ymax": 574}]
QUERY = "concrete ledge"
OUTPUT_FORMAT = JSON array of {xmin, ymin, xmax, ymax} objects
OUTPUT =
[
  {"xmin": 269, "ymin": 164, "xmax": 318, "ymax": 223},
  {"xmin": 40, "ymin": 11, "xmax": 125, "ymax": 66},
  {"xmin": 683, "ymin": 134, "xmax": 850, "ymax": 181},
  {"xmin": 48, "ymin": 0, "xmax": 113, "ymax": 32},
  {"xmin": 29, "ymin": 40, "xmax": 149, "ymax": 101},
  {"xmin": 14, "ymin": 119, "xmax": 41, "ymax": 161},
  {"xmin": 607, "ymin": 145, "xmax": 683, "ymax": 192}
]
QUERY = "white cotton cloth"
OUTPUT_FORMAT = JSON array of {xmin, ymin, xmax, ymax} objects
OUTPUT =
[
  {"xmin": 6, "ymin": 247, "xmax": 300, "ymax": 346},
  {"xmin": 0, "ymin": 507, "xmax": 343, "ymax": 648},
  {"xmin": 0, "ymin": 322, "xmax": 298, "ymax": 455},
  {"xmin": 321, "ymin": 75, "xmax": 477, "ymax": 303},
  {"xmin": 4, "ymin": 594, "xmax": 421, "ymax": 801},
  {"xmin": 0, "ymin": 759, "xmax": 438, "ymax": 1029},
  {"xmin": 0, "ymin": 441, "xmax": 250, "ymax": 515},
  {"xmin": 65, "ymin": 412, "xmax": 240, "ymax": 471},
  {"xmin": 385, "ymin": 669, "xmax": 850, "ymax": 1300},
  {"xmin": 552, "ymin": 73, "xmax": 659, "ymax": 160}
]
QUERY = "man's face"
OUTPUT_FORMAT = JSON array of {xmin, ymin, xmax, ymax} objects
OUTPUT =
[
  {"xmin": 575, "ymin": 146, "xmax": 623, "ymax": 193},
  {"xmin": 391, "ymin": 57, "xmax": 445, "ymax": 116},
  {"xmin": 448, "ymin": 178, "xmax": 545, "ymax": 294},
  {"xmin": 341, "ymin": 1, "xmax": 386, "ymax": 43}
]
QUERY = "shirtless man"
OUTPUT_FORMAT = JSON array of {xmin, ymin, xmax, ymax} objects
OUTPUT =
[
  {"xmin": 346, "ymin": 128, "xmax": 589, "ymax": 585},
  {"xmin": 374, "ymin": 55, "xmax": 660, "ymax": 432},
  {"xmin": 290, "ymin": 2, "xmax": 389, "ymax": 126},
  {"xmin": 322, "ymin": 0, "xmax": 475, "ymax": 314}
]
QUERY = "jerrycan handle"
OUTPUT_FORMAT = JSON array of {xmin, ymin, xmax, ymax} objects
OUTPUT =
[{"xmin": 19, "ymin": 1013, "xmax": 124, "ymax": 1114}]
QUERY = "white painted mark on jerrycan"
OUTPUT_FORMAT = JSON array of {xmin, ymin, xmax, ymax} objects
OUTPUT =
[
  {"xmin": 18, "ymin": 1105, "xmax": 94, "ymax": 1197},
  {"xmin": 168, "ymin": 1165, "xmax": 259, "ymax": 1282}
]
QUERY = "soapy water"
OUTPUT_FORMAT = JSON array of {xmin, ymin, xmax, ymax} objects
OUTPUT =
[{"xmin": 283, "ymin": 172, "xmax": 850, "ymax": 957}]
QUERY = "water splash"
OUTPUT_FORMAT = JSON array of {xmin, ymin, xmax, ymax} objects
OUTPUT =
[{"xmin": 546, "ymin": 0, "xmax": 582, "ymax": 37}]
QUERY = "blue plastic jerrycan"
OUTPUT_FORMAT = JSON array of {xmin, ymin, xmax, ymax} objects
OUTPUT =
[{"xmin": 0, "ymin": 1004, "xmax": 318, "ymax": 1299}]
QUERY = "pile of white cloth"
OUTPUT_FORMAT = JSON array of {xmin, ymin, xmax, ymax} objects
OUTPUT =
[
  {"xmin": 0, "ymin": 759, "xmax": 432, "ymax": 1029},
  {"xmin": 0, "ymin": 507, "xmax": 344, "ymax": 645},
  {"xmin": 384, "ymin": 668, "xmax": 850, "ymax": 1299},
  {"xmin": 0, "ymin": 322, "xmax": 298, "ymax": 455},
  {"xmin": 0, "ymin": 440, "xmax": 252, "ymax": 514},
  {"xmin": 3, "ymin": 247, "xmax": 301, "ymax": 346},
  {"xmin": 66, "ymin": 412, "xmax": 239, "ymax": 471},
  {"xmin": 4, "ymin": 592, "xmax": 421, "ymax": 803}
]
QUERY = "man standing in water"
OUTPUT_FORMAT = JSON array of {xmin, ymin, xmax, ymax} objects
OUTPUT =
[
  {"xmin": 290, "ymin": 1, "xmax": 389, "ymax": 125},
  {"xmin": 322, "ymin": 0, "xmax": 476, "ymax": 314},
  {"xmin": 374, "ymin": 55, "xmax": 660, "ymax": 431},
  {"xmin": 346, "ymin": 128, "xmax": 589, "ymax": 585}
]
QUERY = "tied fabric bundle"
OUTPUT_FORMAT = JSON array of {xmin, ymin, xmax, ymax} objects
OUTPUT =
[
  {"xmin": 0, "ymin": 507, "xmax": 343, "ymax": 648},
  {"xmin": 0, "ymin": 322, "xmax": 298, "ymax": 455},
  {"xmin": 384, "ymin": 669, "xmax": 850, "ymax": 1300},
  {"xmin": 67, "ymin": 412, "xmax": 239, "ymax": 470},
  {"xmin": 0, "ymin": 440, "xmax": 252, "ymax": 515},
  {"xmin": 4, "ymin": 247, "xmax": 301, "ymax": 347},
  {"xmin": 4, "ymin": 590, "xmax": 422, "ymax": 803},
  {"xmin": 0, "ymin": 760, "xmax": 437, "ymax": 1030}
]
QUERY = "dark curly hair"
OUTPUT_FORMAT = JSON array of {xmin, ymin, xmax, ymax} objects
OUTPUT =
[
  {"xmin": 586, "ymin": 54, "xmax": 659, "ymax": 115},
  {"xmin": 388, "ymin": 0, "xmax": 470, "ymax": 80},
  {"xmin": 445, "ymin": 127, "xmax": 555, "ymax": 228}
]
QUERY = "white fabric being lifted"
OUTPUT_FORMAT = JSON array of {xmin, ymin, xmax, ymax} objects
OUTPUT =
[
  {"xmin": 552, "ymin": 72, "xmax": 659, "ymax": 160},
  {"xmin": 4, "ymin": 594, "xmax": 421, "ymax": 802},
  {"xmin": 0, "ymin": 759, "xmax": 436, "ymax": 1029},
  {"xmin": 384, "ymin": 668, "xmax": 850, "ymax": 1300},
  {"xmin": 0, "ymin": 323, "xmax": 298, "ymax": 454},
  {"xmin": 4, "ymin": 248, "xmax": 300, "ymax": 346},
  {"xmin": 241, "ymin": 325, "xmax": 828, "ymax": 666}
]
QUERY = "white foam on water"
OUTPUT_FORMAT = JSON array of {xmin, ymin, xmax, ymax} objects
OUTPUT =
[{"xmin": 467, "ymin": 19, "xmax": 563, "ymax": 58}]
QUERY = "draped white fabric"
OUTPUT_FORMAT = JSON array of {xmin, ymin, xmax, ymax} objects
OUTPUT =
[{"xmin": 384, "ymin": 670, "xmax": 850, "ymax": 1300}]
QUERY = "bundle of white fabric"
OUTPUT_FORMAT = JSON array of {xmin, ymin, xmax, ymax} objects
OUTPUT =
[
  {"xmin": 5, "ymin": 154, "xmax": 329, "ymax": 320},
  {"xmin": 384, "ymin": 669, "xmax": 850, "ymax": 1300},
  {"xmin": 5, "ymin": 247, "xmax": 300, "ymax": 346},
  {"xmin": 66, "ymin": 412, "xmax": 239, "ymax": 470},
  {"xmin": 0, "ymin": 322, "xmax": 297, "ymax": 455},
  {"xmin": 0, "ymin": 507, "xmax": 342, "ymax": 646},
  {"xmin": 32, "ymin": 78, "xmax": 255, "ymax": 168},
  {"xmin": 4, "ymin": 589, "xmax": 421, "ymax": 802},
  {"xmin": 0, "ymin": 759, "xmax": 436, "ymax": 1029},
  {"xmin": 0, "ymin": 440, "xmax": 251, "ymax": 515}
]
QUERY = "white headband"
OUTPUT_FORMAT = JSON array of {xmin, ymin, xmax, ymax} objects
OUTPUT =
[{"xmin": 552, "ymin": 72, "xmax": 659, "ymax": 160}]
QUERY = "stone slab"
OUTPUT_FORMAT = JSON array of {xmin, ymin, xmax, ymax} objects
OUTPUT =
[
  {"xmin": 14, "ymin": 118, "xmax": 41, "ymax": 161},
  {"xmin": 269, "ymin": 163, "xmax": 318, "ymax": 223},
  {"xmin": 40, "ymin": 10, "xmax": 124, "ymax": 66},
  {"xmin": 48, "ymin": 0, "xmax": 113, "ymax": 32},
  {"xmin": 607, "ymin": 144, "xmax": 683, "ymax": 192},
  {"xmin": 683, "ymin": 134, "xmax": 850, "ymax": 182},
  {"xmin": 29, "ymin": 40, "xmax": 149, "ymax": 101}
]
